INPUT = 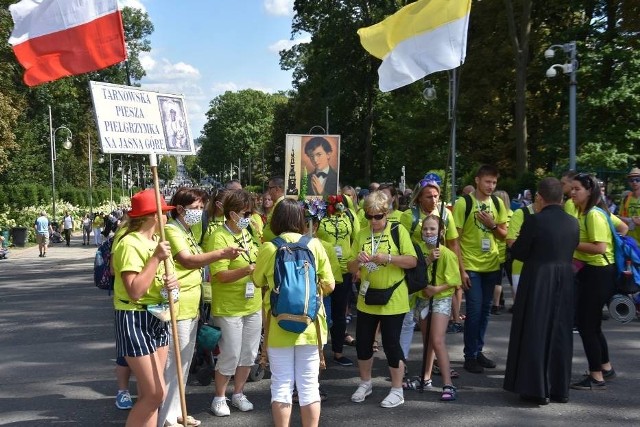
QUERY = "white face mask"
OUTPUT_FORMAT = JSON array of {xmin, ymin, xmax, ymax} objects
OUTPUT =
[
  {"xmin": 422, "ymin": 234, "xmax": 439, "ymax": 246},
  {"xmin": 236, "ymin": 217, "xmax": 251, "ymax": 230},
  {"xmin": 183, "ymin": 209, "xmax": 203, "ymax": 226}
]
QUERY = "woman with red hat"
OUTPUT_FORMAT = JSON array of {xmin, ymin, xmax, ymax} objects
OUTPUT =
[{"xmin": 111, "ymin": 189, "xmax": 179, "ymax": 427}]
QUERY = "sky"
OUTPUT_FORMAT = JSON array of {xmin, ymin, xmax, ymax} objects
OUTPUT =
[{"xmin": 119, "ymin": 0, "xmax": 308, "ymax": 138}]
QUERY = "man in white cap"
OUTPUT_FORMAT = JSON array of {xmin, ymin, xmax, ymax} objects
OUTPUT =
[{"xmin": 619, "ymin": 167, "xmax": 640, "ymax": 244}]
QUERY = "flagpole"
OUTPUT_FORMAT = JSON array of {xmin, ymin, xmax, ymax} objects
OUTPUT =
[
  {"xmin": 449, "ymin": 68, "xmax": 459, "ymax": 204},
  {"xmin": 150, "ymin": 152, "xmax": 189, "ymax": 424}
]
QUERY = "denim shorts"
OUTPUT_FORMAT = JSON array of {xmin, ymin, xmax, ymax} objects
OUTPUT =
[{"xmin": 413, "ymin": 296, "xmax": 452, "ymax": 321}]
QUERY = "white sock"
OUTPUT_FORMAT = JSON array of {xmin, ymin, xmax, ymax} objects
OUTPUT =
[
  {"xmin": 232, "ymin": 392, "xmax": 244, "ymax": 399},
  {"xmin": 213, "ymin": 396, "xmax": 226, "ymax": 402},
  {"xmin": 391, "ymin": 387, "xmax": 403, "ymax": 396}
]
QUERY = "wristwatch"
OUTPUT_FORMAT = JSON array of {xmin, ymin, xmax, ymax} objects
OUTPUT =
[{"xmin": 490, "ymin": 224, "xmax": 498, "ymax": 230}]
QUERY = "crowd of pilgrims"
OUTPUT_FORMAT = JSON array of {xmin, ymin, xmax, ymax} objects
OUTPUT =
[{"xmin": 108, "ymin": 165, "xmax": 640, "ymax": 427}]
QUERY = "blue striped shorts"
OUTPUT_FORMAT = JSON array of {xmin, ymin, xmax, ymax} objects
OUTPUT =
[{"xmin": 115, "ymin": 310, "xmax": 169, "ymax": 358}]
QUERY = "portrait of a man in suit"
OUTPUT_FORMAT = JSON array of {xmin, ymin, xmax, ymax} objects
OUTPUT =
[{"xmin": 304, "ymin": 136, "xmax": 338, "ymax": 196}]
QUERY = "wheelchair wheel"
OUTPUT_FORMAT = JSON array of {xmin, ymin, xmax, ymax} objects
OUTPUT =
[{"xmin": 248, "ymin": 364, "xmax": 265, "ymax": 382}]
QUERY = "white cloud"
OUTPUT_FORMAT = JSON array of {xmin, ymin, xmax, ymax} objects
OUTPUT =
[
  {"xmin": 118, "ymin": 0, "xmax": 146, "ymax": 11},
  {"xmin": 268, "ymin": 34, "xmax": 311, "ymax": 53},
  {"xmin": 264, "ymin": 0, "xmax": 293, "ymax": 16},
  {"xmin": 211, "ymin": 81, "xmax": 275, "ymax": 95}
]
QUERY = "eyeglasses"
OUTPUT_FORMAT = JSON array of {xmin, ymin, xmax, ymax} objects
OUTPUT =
[
  {"xmin": 365, "ymin": 213, "xmax": 385, "ymax": 220},
  {"xmin": 629, "ymin": 177, "xmax": 640, "ymax": 183}
]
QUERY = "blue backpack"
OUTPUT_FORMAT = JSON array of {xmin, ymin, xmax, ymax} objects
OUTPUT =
[
  {"xmin": 94, "ymin": 237, "xmax": 115, "ymax": 291},
  {"xmin": 270, "ymin": 235, "xmax": 320, "ymax": 333},
  {"xmin": 593, "ymin": 207, "xmax": 640, "ymax": 292}
]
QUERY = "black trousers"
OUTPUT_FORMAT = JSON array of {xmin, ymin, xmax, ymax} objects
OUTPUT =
[
  {"xmin": 576, "ymin": 263, "xmax": 616, "ymax": 372},
  {"xmin": 330, "ymin": 273, "xmax": 352, "ymax": 354},
  {"xmin": 355, "ymin": 310, "xmax": 405, "ymax": 368}
]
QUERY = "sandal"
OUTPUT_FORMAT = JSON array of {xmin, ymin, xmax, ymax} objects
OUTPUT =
[
  {"xmin": 344, "ymin": 334, "xmax": 356, "ymax": 346},
  {"xmin": 403, "ymin": 376, "xmax": 431, "ymax": 390},
  {"xmin": 441, "ymin": 385, "xmax": 457, "ymax": 401},
  {"xmin": 177, "ymin": 415, "xmax": 201, "ymax": 427},
  {"xmin": 372, "ymin": 340, "xmax": 379, "ymax": 352}
]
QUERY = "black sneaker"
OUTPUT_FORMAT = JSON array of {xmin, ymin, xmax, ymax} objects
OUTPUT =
[
  {"xmin": 333, "ymin": 356, "xmax": 354, "ymax": 366},
  {"xmin": 491, "ymin": 305, "xmax": 501, "ymax": 315},
  {"xmin": 463, "ymin": 358, "xmax": 484, "ymax": 374},
  {"xmin": 477, "ymin": 352, "xmax": 496, "ymax": 368},
  {"xmin": 603, "ymin": 368, "xmax": 616, "ymax": 380},
  {"xmin": 570, "ymin": 376, "xmax": 606, "ymax": 390}
]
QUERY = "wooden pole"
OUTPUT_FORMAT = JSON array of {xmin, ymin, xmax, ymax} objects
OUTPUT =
[{"xmin": 149, "ymin": 152, "xmax": 189, "ymax": 424}]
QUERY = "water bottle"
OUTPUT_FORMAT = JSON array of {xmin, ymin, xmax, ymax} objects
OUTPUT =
[{"xmin": 95, "ymin": 251, "xmax": 103, "ymax": 267}]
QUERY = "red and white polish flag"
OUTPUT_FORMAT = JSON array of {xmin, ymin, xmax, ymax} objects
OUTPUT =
[{"xmin": 8, "ymin": 0, "xmax": 127, "ymax": 87}]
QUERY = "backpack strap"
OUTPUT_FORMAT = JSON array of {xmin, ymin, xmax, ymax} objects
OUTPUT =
[
  {"xmin": 198, "ymin": 209, "xmax": 210, "ymax": 246},
  {"xmin": 591, "ymin": 207, "xmax": 618, "ymax": 266},
  {"xmin": 621, "ymin": 193, "xmax": 632, "ymax": 217},
  {"xmin": 390, "ymin": 224, "xmax": 401, "ymax": 252},
  {"xmin": 297, "ymin": 234, "xmax": 312, "ymax": 248},
  {"xmin": 463, "ymin": 194, "xmax": 473, "ymax": 225},
  {"xmin": 410, "ymin": 206, "xmax": 421, "ymax": 235}
]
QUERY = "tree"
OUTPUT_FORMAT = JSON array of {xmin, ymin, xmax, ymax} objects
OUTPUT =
[{"xmin": 199, "ymin": 90, "xmax": 288, "ymax": 186}]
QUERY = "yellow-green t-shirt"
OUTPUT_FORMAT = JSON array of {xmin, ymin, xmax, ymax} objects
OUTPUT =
[
  {"xmin": 348, "ymin": 222, "xmax": 416, "ymax": 315},
  {"xmin": 399, "ymin": 205, "xmax": 459, "ymax": 245},
  {"xmin": 574, "ymin": 208, "xmax": 615, "ymax": 266},
  {"xmin": 564, "ymin": 199, "xmax": 578, "ymax": 218},
  {"xmin": 252, "ymin": 232, "xmax": 335, "ymax": 348},
  {"xmin": 507, "ymin": 205, "xmax": 535, "ymax": 275},
  {"xmin": 452, "ymin": 194, "xmax": 507, "ymax": 272},
  {"xmin": 316, "ymin": 212, "xmax": 359, "ymax": 273},
  {"xmin": 262, "ymin": 196, "xmax": 285, "ymax": 243},
  {"xmin": 206, "ymin": 225, "xmax": 261, "ymax": 317},
  {"xmin": 164, "ymin": 220, "xmax": 202, "ymax": 320},
  {"xmin": 621, "ymin": 194, "xmax": 640, "ymax": 243},
  {"xmin": 112, "ymin": 231, "xmax": 169, "ymax": 311},
  {"xmin": 249, "ymin": 212, "xmax": 264, "ymax": 245},
  {"xmin": 498, "ymin": 209, "xmax": 513, "ymax": 263},
  {"xmin": 200, "ymin": 214, "xmax": 226, "ymax": 249},
  {"xmin": 416, "ymin": 243, "xmax": 461, "ymax": 300},
  {"xmin": 319, "ymin": 238, "xmax": 343, "ymax": 285}
]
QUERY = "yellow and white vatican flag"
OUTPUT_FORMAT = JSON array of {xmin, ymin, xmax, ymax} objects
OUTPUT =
[{"xmin": 357, "ymin": 0, "xmax": 472, "ymax": 92}]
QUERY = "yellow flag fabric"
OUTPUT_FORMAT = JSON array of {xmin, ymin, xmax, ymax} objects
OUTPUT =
[{"xmin": 357, "ymin": 0, "xmax": 472, "ymax": 92}]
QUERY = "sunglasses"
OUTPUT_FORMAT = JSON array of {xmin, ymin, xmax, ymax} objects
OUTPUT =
[
  {"xmin": 365, "ymin": 213, "xmax": 385, "ymax": 220},
  {"xmin": 629, "ymin": 177, "xmax": 640, "ymax": 183},
  {"xmin": 574, "ymin": 173, "xmax": 594, "ymax": 189}
]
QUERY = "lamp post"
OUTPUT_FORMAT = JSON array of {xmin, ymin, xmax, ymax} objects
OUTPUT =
[
  {"xmin": 544, "ymin": 41, "xmax": 578, "ymax": 171},
  {"xmin": 110, "ymin": 156, "xmax": 124, "ymax": 206},
  {"xmin": 49, "ymin": 105, "xmax": 72, "ymax": 224},
  {"xmin": 87, "ymin": 135, "xmax": 104, "ymax": 214}
]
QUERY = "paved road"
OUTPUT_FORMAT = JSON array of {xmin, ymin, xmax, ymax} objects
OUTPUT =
[{"xmin": 1, "ymin": 234, "xmax": 640, "ymax": 426}]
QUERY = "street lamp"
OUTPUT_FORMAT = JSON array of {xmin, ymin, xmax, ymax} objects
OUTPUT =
[
  {"xmin": 49, "ymin": 105, "xmax": 72, "ymax": 224},
  {"xmin": 544, "ymin": 41, "xmax": 578, "ymax": 170},
  {"xmin": 110, "ymin": 156, "xmax": 124, "ymax": 206},
  {"xmin": 87, "ymin": 135, "xmax": 103, "ymax": 214}
]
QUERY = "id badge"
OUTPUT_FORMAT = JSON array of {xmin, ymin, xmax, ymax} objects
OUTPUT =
[
  {"xmin": 359, "ymin": 280, "xmax": 370, "ymax": 297},
  {"xmin": 334, "ymin": 245, "xmax": 343, "ymax": 258},
  {"xmin": 245, "ymin": 281, "xmax": 255, "ymax": 299},
  {"xmin": 481, "ymin": 238, "xmax": 491, "ymax": 252}
]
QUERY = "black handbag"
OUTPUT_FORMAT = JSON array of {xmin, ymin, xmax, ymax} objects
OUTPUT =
[{"xmin": 364, "ymin": 280, "xmax": 402, "ymax": 305}]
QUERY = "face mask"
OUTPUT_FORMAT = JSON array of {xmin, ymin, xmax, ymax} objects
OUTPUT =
[
  {"xmin": 236, "ymin": 217, "xmax": 251, "ymax": 230},
  {"xmin": 183, "ymin": 209, "xmax": 202, "ymax": 226},
  {"xmin": 423, "ymin": 235, "xmax": 439, "ymax": 246}
]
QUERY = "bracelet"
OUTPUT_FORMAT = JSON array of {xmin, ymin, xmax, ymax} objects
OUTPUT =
[
  {"xmin": 490, "ymin": 224, "xmax": 498, "ymax": 231},
  {"xmin": 387, "ymin": 254, "xmax": 392, "ymax": 265}
]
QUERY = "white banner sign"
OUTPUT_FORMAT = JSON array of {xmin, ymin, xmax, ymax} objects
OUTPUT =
[{"xmin": 89, "ymin": 81, "xmax": 195, "ymax": 155}]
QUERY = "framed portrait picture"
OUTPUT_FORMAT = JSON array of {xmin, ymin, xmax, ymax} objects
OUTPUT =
[{"xmin": 284, "ymin": 134, "xmax": 341, "ymax": 199}]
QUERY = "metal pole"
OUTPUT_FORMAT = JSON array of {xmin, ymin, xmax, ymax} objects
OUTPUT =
[
  {"xmin": 109, "ymin": 154, "xmax": 113, "ymax": 207},
  {"xmin": 88, "ymin": 135, "xmax": 93, "ymax": 214},
  {"xmin": 449, "ymin": 68, "xmax": 458, "ymax": 204},
  {"xmin": 326, "ymin": 106, "xmax": 330, "ymax": 134},
  {"xmin": 568, "ymin": 41, "xmax": 577, "ymax": 171},
  {"xmin": 238, "ymin": 158, "xmax": 242, "ymax": 185},
  {"xmin": 49, "ymin": 105, "xmax": 56, "ymax": 223}
]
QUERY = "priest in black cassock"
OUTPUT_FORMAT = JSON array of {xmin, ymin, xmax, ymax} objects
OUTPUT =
[{"xmin": 503, "ymin": 177, "xmax": 579, "ymax": 405}]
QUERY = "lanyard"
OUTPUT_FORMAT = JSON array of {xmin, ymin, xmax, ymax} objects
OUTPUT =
[
  {"xmin": 170, "ymin": 219, "xmax": 202, "ymax": 256},
  {"xmin": 223, "ymin": 223, "xmax": 254, "ymax": 264},
  {"xmin": 370, "ymin": 228, "xmax": 384, "ymax": 256}
]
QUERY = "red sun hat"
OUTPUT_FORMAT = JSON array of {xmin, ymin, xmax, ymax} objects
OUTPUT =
[{"xmin": 128, "ymin": 189, "xmax": 175, "ymax": 218}]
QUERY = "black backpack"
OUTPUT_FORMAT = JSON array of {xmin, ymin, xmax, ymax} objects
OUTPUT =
[{"xmin": 390, "ymin": 225, "xmax": 428, "ymax": 294}]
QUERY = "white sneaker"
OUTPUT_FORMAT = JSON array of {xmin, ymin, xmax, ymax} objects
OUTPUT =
[
  {"xmin": 210, "ymin": 398, "xmax": 230, "ymax": 417},
  {"xmin": 351, "ymin": 382, "xmax": 373, "ymax": 403},
  {"xmin": 380, "ymin": 390, "xmax": 404, "ymax": 408},
  {"xmin": 231, "ymin": 393, "xmax": 254, "ymax": 412}
]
